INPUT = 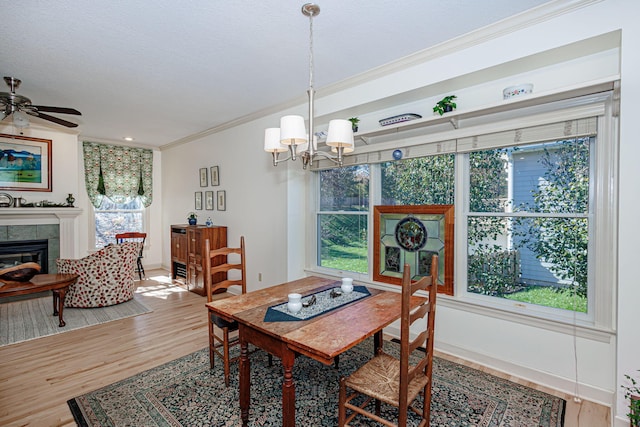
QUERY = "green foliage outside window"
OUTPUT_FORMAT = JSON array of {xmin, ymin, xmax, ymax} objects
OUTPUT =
[
  {"xmin": 319, "ymin": 166, "xmax": 369, "ymax": 273},
  {"xmin": 468, "ymin": 139, "xmax": 589, "ymax": 312},
  {"xmin": 381, "ymin": 156, "xmax": 455, "ymax": 205}
]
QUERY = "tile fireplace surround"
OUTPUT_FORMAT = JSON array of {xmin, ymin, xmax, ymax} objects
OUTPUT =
[{"xmin": 0, "ymin": 208, "xmax": 82, "ymax": 263}]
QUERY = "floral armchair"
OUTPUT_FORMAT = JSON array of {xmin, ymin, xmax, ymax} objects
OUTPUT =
[{"xmin": 56, "ymin": 241, "xmax": 141, "ymax": 308}]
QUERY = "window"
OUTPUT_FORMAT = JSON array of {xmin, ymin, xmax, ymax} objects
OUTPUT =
[
  {"xmin": 314, "ymin": 92, "xmax": 616, "ymax": 327},
  {"xmin": 466, "ymin": 138, "xmax": 591, "ymax": 313},
  {"xmin": 317, "ymin": 165, "xmax": 369, "ymax": 273},
  {"xmin": 94, "ymin": 196, "xmax": 145, "ymax": 248},
  {"xmin": 381, "ymin": 155, "xmax": 455, "ymax": 205}
]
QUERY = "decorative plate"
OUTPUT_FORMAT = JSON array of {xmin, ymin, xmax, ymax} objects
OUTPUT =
[
  {"xmin": 503, "ymin": 83, "xmax": 533, "ymax": 99},
  {"xmin": 394, "ymin": 216, "xmax": 427, "ymax": 252},
  {"xmin": 379, "ymin": 113, "xmax": 422, "ymax": 127},
  {"xmin": 0, "ymin": 193, "xmax": 13, "ymax": 208}
]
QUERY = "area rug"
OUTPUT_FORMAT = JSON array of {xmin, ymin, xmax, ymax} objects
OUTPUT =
[
  {"xmin": 68, "ymin": 340, "xmax": 565, "ymax": 426},
  {"xmin": 0, "ymin": 295, "xmax": 152, "ymax": 346}
]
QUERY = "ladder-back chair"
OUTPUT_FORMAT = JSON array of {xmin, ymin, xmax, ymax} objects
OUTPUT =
[
  {"xmin": 204, "ymin": 236, "xmax": 247, "ymax": 387},
  {"xmin": 338, "ymin": 256, "xmax": 438, "ymax": 427},
  {"xmin": 115, "ymin": 232, "xmax": 146, "ymax": 280}
]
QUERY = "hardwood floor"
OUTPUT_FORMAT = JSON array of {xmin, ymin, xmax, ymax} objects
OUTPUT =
[{"xmin": 0, "ymin": 269, "xmax": 610, "ymax": 426}]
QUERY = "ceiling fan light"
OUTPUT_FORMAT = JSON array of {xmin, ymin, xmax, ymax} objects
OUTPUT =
[
  {"xmin": 280, "ymin": 115, "xmax": 307, "ymax": 145},
  {"xmin": 12, "ymin": 111, "xmax": 30, "ymax": 128}
]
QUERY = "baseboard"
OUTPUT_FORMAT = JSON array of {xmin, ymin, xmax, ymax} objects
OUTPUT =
[{"xmin": 383, "ymin": 324, "xmax": 614, "ymax": 409}]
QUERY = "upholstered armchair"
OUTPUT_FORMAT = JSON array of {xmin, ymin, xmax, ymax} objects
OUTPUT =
[{"xmin": 56, "ymin": 241, "xmax": 141, "ymax": 308}]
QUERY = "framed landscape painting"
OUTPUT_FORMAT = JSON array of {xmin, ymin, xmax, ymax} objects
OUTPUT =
[
  {"xmin": 0, "ymin": 133, "xmax": 52, "ymax": 192},
  {"xmin": 373, "ymin": 204, "xmax": 454, "ymax": 295}
]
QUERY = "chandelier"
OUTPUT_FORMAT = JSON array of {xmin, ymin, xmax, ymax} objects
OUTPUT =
[{"xmin": 263, "ymin": 3, "xmax": 354, "ymax": 169}]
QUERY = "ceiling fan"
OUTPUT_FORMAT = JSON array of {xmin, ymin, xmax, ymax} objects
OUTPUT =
[{"xmin": 0, "ymin": 76, "xmax": 81, "ymax": 128}]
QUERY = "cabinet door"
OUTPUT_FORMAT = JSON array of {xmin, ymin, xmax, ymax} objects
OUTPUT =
[{"xmin": 171, "ymin": 231, "xmax": 187, "ymax": 264}]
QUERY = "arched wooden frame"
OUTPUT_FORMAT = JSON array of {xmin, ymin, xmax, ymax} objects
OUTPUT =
[{"xmin": 373, "ymin": 204, "xmax": 454, "ymax": 295}]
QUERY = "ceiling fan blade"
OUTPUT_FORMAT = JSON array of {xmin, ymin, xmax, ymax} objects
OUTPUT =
[
  {"xmin": 32, "ymin": 105, "xmax": 81, "ymax": 115},
  {"xmin": 31, "ymin": 112, "xmax": 79, "ymax": 128}
]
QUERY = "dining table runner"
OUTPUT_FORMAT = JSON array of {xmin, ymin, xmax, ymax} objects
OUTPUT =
[{"xmin": 263, "ymin": 284, "xmax": 371, "ymax": 322}]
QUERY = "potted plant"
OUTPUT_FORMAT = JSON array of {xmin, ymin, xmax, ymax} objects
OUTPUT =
[
  {"xmin": 348, "ymin": 117, "xmax": 360, "ymax": 132},
  {"xmin": 433, "ymin": 95, "xmax": 457, "ymax": 116},
  {"xmin": 623, "ymin": 371, "xmax": 640, "ymax": 426},
  {"xmin": 187, "ymin": 212, "xmax": 197, "ymax": 226}
]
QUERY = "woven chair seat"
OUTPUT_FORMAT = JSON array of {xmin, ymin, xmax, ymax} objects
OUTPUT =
[{"xmin": 345, "ymin": 353, "xmax": 428, "ymax": 407}]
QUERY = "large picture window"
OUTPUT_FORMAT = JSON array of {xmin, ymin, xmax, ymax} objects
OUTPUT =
[{"xmin": 314, "ymin": 92, "xmax": 615, "ymax": 327}]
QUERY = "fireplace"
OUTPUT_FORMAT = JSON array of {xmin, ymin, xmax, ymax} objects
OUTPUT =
[{"xmin": 0, "ymin": 239, "xmax": 49, "ymax": 274}]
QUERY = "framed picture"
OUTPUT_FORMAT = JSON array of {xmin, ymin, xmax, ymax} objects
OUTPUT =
[
  {"xmin": 194, "ymin": 191, "xmax": 203, "ymax": 210},
  {"xmin": 217, "ymin": 190, "xmax": 226, "ymax": 211},
  {"xmin": 373, "ymin": 204, "xmax": 454, "ymax": 295},
  {"xmin": 0, "ymin": 133, "xmax": 52, "ymax": 192},
  {"xmin": 210, "ymin": 165, "xmax": 220, "ymax": 186},
  {"xmin": 199, "ymin": 167, "xmax": 208, "ymax": 187},
  {"xmin": 205, "ymin": 190, "xmax": 214, "ymax": 210}
]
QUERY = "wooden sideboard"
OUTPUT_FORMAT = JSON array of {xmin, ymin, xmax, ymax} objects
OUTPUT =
[{"xmin": 170, "ymin": 224, "xmax": 227, "ymax": 296}]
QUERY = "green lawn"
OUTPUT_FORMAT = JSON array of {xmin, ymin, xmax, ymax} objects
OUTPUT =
[
  {"xmin": 504, "ymin": 286, "xmax": 587, "ymax": 312},
  {"xmin": 320, "ymin": 244, "xmax": 367, "ymax": 273}
]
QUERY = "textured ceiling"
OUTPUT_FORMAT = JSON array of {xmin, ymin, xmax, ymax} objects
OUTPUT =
[{"xmin": 0, "ymin": 0, "xmax": 550, "ymax": 147}]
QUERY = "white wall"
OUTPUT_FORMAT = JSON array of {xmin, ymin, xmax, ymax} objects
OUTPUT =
[
  {"xmin": 161, "ymin": 114, "xmax": 290, "ymax": 288},
  {"xmin": 159, "ymin": 1, "xmax": 637, "ymax": 425}
]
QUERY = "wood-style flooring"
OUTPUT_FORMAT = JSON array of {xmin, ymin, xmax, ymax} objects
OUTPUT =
[{"xmin": 0, "ymin": 269, "xmax": 609, "ymax": 426}]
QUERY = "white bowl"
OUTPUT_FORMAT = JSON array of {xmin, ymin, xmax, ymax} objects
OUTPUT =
[{"xmin": 503, "ymin": 84, "xmax": 533, "ymax": 100}]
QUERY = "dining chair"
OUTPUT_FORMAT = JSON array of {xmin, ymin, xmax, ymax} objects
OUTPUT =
[
  {"xmin": 204, "ymin": 236, "xmax": 247, "ymax": 387},
  {"xmin": 115, "ymin": 232, "xmax": 146, "ymax": 280},
  {"xmin": 338, "ymin": 256, "xmax": 438, "ymax": 427}
]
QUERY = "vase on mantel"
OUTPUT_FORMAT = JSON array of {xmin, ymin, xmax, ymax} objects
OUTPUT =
[{"xmin": 66, "ymin": 193, "xmax": 75, "ymax": 207}]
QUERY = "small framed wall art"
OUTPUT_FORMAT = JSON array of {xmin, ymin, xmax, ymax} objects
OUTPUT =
[
  {"xmin": 194, "ymin": 191, "xmax": 203, "ymax": 210},
  {"xmin": 205, "ymin": 191, "xmax": 214, "ymax": 210},
  {"xmin": 373, "ymin": 204, "xmax": 454, "ymax": 295},
  {"xmin": 217, "ymin": 190, "xmax": 226, "ymax": 211},
  {"xmin": 199, "ymin": 168, "xmax": 208, "ymax": 187},
  {"xmin": 210, "ymin": 165, "xmax": 220, "ymax": 186}
]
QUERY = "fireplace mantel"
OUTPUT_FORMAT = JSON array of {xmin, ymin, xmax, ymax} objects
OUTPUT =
[{"xmin": 0, "ymin": 207, "xmax": 82, "ymax": 258}]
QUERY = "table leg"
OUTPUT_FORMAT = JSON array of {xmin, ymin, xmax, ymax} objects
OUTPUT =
[
  {"xmin": 374, "ymin": 330, "xmax": 383, "ymax": 355},
  {"xmin": 281, "ymin": 350, "xmax": 296, "ymax": 427},
  {"xmin": 52, "ymin": 289, "xmax": 67, "ymax": 327},
  {"xmin": 52, "ymin": 291, "xmax": 59, "ymax": 316},
  {"xmin": 239, "ymin": 329, "xmax": 250, "ymax": 427}
]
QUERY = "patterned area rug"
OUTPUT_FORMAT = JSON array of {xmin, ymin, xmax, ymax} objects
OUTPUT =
[
  {"xmin": 68, "ymin": 340, "xmax": 565, "ymax": 426},
  {"xmin": 0, "ymin": 295, "xmax": 151, "ymax": 346}
]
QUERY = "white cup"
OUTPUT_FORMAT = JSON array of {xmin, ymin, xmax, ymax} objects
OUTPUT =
[
  {"xmin": 287, "ymin": 293, "xmax": 302, "ymax": 313},
  {"xmin": 341, "ymin": 278, "xmax": 354, "ymax": 294}
]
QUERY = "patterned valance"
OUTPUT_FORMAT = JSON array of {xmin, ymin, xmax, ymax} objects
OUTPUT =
[{"xmin": 82, "ymin": 142, "xmax": 153, "ymax": 208}]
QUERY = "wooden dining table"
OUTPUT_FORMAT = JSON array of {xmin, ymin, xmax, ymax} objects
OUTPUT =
[{"xmin": 205, "ymin": 275, "xmax": 426, "ymax": 427}]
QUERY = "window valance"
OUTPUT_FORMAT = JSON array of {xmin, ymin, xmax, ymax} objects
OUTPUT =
[{"xmin": 83, "ymin": 142, "xmax": 153, "ymax": 208}]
